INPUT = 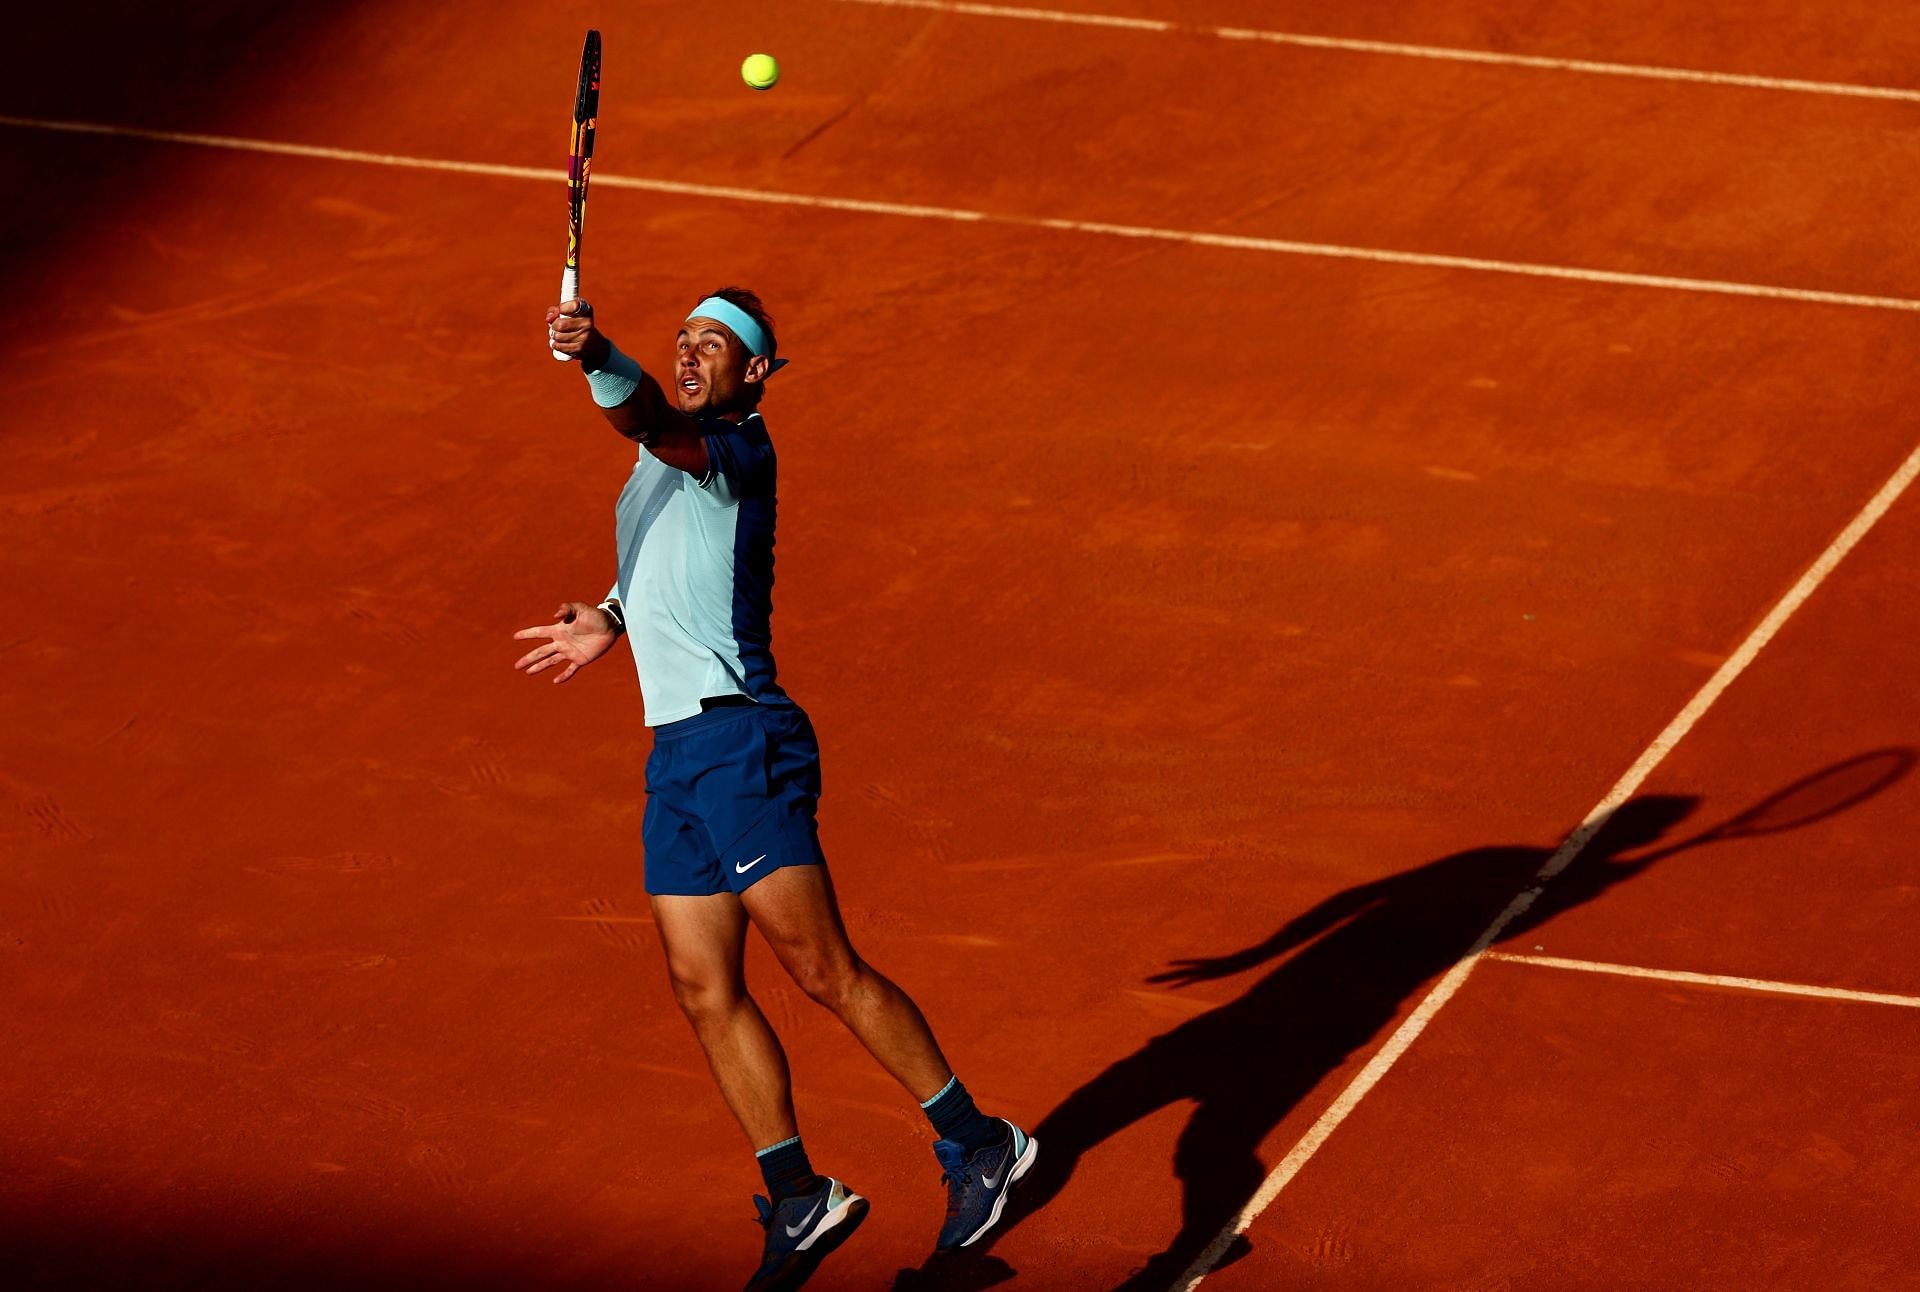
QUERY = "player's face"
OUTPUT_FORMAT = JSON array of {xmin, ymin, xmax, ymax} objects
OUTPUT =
[{"xmin": 675, "ymin": 319, "xmax": 752, "ymax": 415}]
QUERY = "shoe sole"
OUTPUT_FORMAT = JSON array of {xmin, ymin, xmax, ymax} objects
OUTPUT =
[{"xmin": 957, "ymin": 1130, "xmax": 1039, "ymax": 1248}]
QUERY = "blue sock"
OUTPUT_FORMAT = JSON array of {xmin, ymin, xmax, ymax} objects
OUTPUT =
[
  {"xmin": 921, "ymin": 1076, "xmax": 1000, "ymax": 1152},
  {"xmin": 755, "ymin": 1135, "xmax": 822, "ymax": 1201}
]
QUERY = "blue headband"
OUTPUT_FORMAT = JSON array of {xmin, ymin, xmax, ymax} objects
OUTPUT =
[{"xmin": 687, "ymin": 297, "xmax": 789, "ymax": 374}]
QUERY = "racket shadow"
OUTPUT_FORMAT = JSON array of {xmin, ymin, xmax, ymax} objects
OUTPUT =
[
  {"xmin": 894, "ymin": 749, "xmax": 1914, "ymax": 1292},
  {"xmin": 1633, "ymin": 746, "xmax": 1915, "ymax": 865}
]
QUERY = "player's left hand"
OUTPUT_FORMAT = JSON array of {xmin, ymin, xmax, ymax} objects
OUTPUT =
[
  {"xmin": 547, "ymin": 299, "xmax": 610, "ymax": 367},
  {"xmin": 1147, "ymin": 952, "xmax": 1263, "ymax": 987},
  {"xmin": 512, "ymin": 601, "xmax": 621, "ymax": 685}
]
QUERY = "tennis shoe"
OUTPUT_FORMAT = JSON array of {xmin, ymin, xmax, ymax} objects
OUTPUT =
[
  {"xmin": 933, "ymin": 1119, "xmax": 1039, "ymax": 1250},
  {"xmin": 744, "ymin": 1175, "xmax": 869, "ymax": 1292}
]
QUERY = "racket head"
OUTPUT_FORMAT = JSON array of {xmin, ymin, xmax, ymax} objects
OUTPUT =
[
  {"xmin": 574, "ymin": 29, "xmax": 602, "ymax": 126},
  {"xmin": 564, "ymin": 29, "xmax": 601, "ymax": 273}
]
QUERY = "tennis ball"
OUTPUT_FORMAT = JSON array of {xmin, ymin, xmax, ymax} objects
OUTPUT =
[{"xmin": 742, "ymin": 52, "xmax": 780, "ymax": 91}]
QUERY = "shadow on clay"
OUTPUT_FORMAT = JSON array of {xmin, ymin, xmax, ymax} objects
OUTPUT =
[{"xmin": 892, "ymin": 748, "xmax": 1913, "ymax": 1291}]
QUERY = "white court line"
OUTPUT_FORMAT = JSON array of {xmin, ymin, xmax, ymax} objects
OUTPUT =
[
  {"xmin": 833, "ymin": 0, "xmax": 1920, "ymax": 104},
  {"xmin": 5, "ymin": 114, "xmax": 1920, "ymax": 315},
  {"xmin": 1176, "ymin": 437, "xmax": 1920, "ymax": 1291},
  {"xmin": 1486, "ymin": 952, "xmax": 1920, "ymax": 1009}
]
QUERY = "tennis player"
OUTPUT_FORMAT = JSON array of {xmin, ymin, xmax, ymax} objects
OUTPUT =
[{"xmin": 519, "ymin": 290, "xmax": 1036, "ymax": 1290}]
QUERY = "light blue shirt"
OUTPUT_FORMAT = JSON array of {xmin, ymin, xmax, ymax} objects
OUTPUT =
[{"xmin": 606, "ymin": 413, "xmax": 787, "ymax": 725}]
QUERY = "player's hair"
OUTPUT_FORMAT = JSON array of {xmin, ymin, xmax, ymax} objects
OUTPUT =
[{"xmin": 701, "ymin": 286, "xmax": 776, "ymax": 407}]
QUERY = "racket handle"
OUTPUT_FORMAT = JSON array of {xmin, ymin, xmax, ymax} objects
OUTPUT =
[{"xmin": 552, "ymin": 266, "xmax": 581, "ymax": 361}]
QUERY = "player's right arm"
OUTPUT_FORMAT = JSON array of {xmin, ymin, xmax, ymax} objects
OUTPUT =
[{"xmin": 547, "ymin": 301, "xmax": 709, "ymax": 475}]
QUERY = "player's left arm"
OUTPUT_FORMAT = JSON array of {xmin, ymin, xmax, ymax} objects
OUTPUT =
[{"xmin": 547, "ymin": 300, "xmax": 709, "ymax": 475}]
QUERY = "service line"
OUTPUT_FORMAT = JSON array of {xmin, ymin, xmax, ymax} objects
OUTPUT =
[
  {"xmin": 1487, "ymin": 952, "xmax": 1920, "ymax": 1010},
  {"xmin": 4, "ymin": 114, "xmax": 1920, "ymax": 314},
  {"xmin": 1175, "ymin": 436, "xmax": 1920, "ymax": 1291},
  {"xmin": 832, "ymin": 0, "xmax": 1920, "ymax": 103}
]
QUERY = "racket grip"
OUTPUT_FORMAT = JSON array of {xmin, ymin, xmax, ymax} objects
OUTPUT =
[{"xmin": 552, "ymin": 266, "xmax": 581, "ymax": 361}]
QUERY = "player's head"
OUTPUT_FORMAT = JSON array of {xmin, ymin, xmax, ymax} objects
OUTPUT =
[
  {"xmin": 676, "ymin": 287, "xmax": 780, "ymax": 417},
  {"xmin": 1592, "ymin": 793, "xmax": 1698, "ymax": 856}
]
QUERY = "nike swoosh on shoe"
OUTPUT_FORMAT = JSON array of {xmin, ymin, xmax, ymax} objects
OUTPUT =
[{"xmin": 784, "ymin": 1197, "xmax": 823, "ymax": 1237}]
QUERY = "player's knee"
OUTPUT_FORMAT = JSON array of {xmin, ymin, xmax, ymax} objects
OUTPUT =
[
  {"xmin": 666, "ymin": 961, "xmax": 743, "ymax": 1021},
  {"xmin": 785, "ymin": 950, "xmax": 861, "ymax": 1012}
]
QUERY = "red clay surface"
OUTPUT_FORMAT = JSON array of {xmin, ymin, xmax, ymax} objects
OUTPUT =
[
  {"xmin": 1517, "ymin": 486, "xmax": 1920, "ymax": 995},
  {"xmin": 1204, "ymin": 484, "xmax": 1920, "ymax": 1290},
  {"xmin": 1213, "ymin": 961, "xmax": 1920, "ymax": 1290},
  {"xmin": 3, "ymin": 1, "xmax": 1918, "ymax": 1288}
]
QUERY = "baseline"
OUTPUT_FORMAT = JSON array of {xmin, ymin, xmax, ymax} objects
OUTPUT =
[
  {"xmin": 1175, "ymin": 437, "xmax": 1920, "ymax": 1291},
  {"xmin": 830, "ymin": 0, "xmax": 1920, "ymax": 104},
  {"xmin": 5, "ymin": 115, "xmax": 1920, "ymax": 315},
  {"xmin": 1486, "ymin": 952, "xmax": 1920, "ymax": 1010}
]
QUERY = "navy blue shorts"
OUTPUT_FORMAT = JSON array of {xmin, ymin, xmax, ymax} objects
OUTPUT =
[{"xmin": 643, "ymin": 701, "xmax": 826, "ymax": 896}]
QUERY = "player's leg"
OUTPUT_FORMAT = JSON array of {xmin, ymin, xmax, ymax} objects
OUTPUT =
[
  {"xmin": 718, "ymin": 706, "xmax": 952, "ymax": 1098},
  {"xmin": 646, "ymin": 720, "xmax": 869, "ymax": 1290},
  {"xmin": 711, "ymin": 703, "xmax": 1036, "ymax": 1250},
  {"xmin": 645, "ymin": 754, "xmax": 802, "ymax": 1155},
  {"xmin": 739, "ymin": 863, "xmax": 951, "ymax": 1097},
  {"xmin": 742, "ymin": 864, "xmax": 1038, "ymax": 1251},
  {"xmin": 651, "ymin": 890, "xmax": 794, "ymax": 1147},
  {"xmin": 651, "ymin": 889, "xmax": 869, "ymax": 1289}
]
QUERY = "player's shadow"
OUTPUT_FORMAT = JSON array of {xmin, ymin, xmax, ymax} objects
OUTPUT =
[{"xmin": 892, "ymin": 749, "xmax": 1913, "ymax": 1292}]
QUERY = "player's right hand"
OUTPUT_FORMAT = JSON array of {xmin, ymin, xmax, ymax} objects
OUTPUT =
[
  {"xmin": 547, "ymin": 300, "xmax": 610, "ymax": 368},
  {"xmin": 512, "ymin": 601, "xmax": 620, "ymax": 685}
]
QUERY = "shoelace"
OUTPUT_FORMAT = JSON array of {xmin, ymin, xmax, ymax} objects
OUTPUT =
[
  {"xmin": 939, "ymin": 1160, "xmax": 984, "ymax": 1220},
  {"xmin": 938, "ymin": 1134, "xmax": 1009, "ymax": 1221}
]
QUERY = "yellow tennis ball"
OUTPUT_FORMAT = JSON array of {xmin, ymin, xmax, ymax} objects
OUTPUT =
[{"xmin": 741, "ymin": 53, "xmax": 780, "ymax": 91}]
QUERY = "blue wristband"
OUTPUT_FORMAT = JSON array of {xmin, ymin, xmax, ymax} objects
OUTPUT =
[{"xmin": 583, "ymin": 343, "xmax": 643, "ymax": 408}]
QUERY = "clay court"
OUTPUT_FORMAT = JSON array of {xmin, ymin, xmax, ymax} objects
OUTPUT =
[{"xmin": 4, "ymin": 1, "xmax": 1920, "ymax": 1287}]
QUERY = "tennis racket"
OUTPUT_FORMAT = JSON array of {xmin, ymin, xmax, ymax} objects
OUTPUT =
[{"xmin": 552, "ymin": 29, "xmax": 601, "ymax": 361}]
